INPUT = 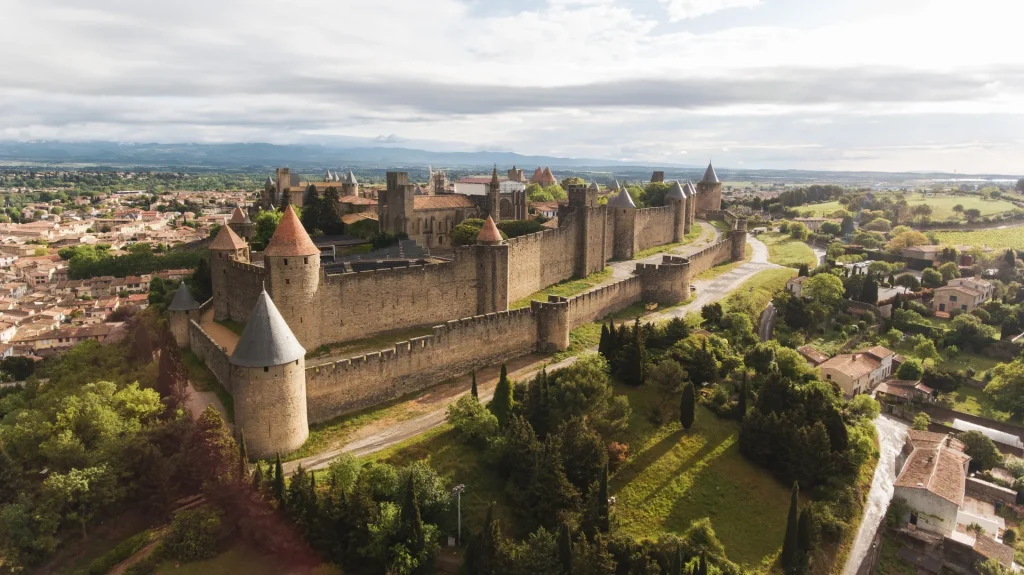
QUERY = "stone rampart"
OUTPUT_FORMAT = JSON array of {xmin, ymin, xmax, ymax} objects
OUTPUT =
[
  {"xmin": 304, "ymin": 307, "xmax": 538, "ymax": 423},
  {"xmin": 564, "ymin": 276, "xmax": 643, "ymax": 330},
  {"xmin": 188, "ymin": 319, "xmax": 232, "ymax": 393},
  {"xmin": 637, "ymin": 255, "xmax": 690, "ymax": 304},
  {"xmin": 507, "ymin": 214, "xmax": 582, "ymax": 303},
  {"xmin": 634, "ymin": 206, "xmax": 676, "ymax": 253},
  {"xmin": 224, "ymin": 260, "xmax": 266, "ymax": 324},
  {"xmin": 686, "ymin": 238, "xmax": 733, "ymax": 276}
]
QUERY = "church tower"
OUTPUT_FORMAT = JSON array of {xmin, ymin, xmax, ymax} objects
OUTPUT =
[
  {"xmin": 488, "ymin": 165, "xmax": 501, "ymax": 223},
  {"xmin": 229, "ymin": 288, "xmax": 309, "ymax": 459},
  {"xmin": 264, "ymin": 205, "xmax": 321, "ymax": 349}
]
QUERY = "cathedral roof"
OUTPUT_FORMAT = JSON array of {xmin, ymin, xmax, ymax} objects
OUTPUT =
[
  {"xmin": 702, "ymin": 163, "xmax": 720, "ymax": 184},
  {"xmin": 228, "ymin": 206, "xmax": 251, "ymax": 224},
  {"xmin": 209, "ymin": 224, "xmax": 247, "ymax": 251},
  {"xmin": 667, "ymin": 180, "xmax": 686, "ymax": 200},
  {"xmin": 229, "ymin": 289, "xmax": 305, "ymax": 368},
  {"xmin": 607, "ymin": 188, "xmax": 636, "ymax": 209},
  {"xmin": 476, "ymin": 216, "xmax": 504, "ymax": 244},
  {"xmin": 167, "ymin": 282, "xmax": 200, "ymax": 311},
  {"xmin": 264, "ymin": 205, "xmax": 320, "ymax": 257}
]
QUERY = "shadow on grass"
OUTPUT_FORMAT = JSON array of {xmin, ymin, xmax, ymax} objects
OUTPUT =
[{"xmin": 610, "ymin": 427, "xmax": 687, "ymax": 495}]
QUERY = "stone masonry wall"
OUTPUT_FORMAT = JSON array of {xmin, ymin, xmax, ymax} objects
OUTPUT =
[
  {"xmin": 564, "ymin": 276, "xmax": 643, "ymax": 330},
  {"xmin": 315, "ymin": 247, "xmax": 480, "ymax": 346},
  {"xmin": 633, "ymin": 206, "xmax": 676, "ymax": 253},
  {"xmin": 506, "ymin": 215, "xmax": 580, "ymax": 303},
  {"xmin": 225, "ymin": 260, "xmax": 266, "ymax": 324},
  {"xmin": 188, "ymin": 319, "xmax": 232, "ymax": 393},
  {"xmin": 686, "ymin": 238, "xmax": 733, "ymax": 277},
  {"xmin": 305, "ymin": 308, "xmax": 538, "ymax": 423}
]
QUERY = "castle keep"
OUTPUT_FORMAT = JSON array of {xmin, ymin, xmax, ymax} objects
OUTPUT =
[{"xmin": 176, "ymin": 167, "xmax": 733, "ymax": 457}]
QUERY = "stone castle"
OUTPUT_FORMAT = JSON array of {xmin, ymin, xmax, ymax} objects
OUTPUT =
[{"xmin": 171, "ymin": 165, "xmax": 737, "ymax": 458}]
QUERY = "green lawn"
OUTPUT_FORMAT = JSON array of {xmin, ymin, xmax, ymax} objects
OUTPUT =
[
  {"xmin": 759, "ymin": 232, "xmax": 817, "ymax": 269},
  {"xmin": 942, "ymin": 386, "xmax": 1018, "ymax": 423},
  {"xmin": 612, "ymin": 386, "xmax": 791, "ymax": 569},
  {"xmin": 510, "ymin": 267, "xmax": 614, "ymax": 310},
  {"xmin": 633, "ymin": 227, "xmax": 705, "ymax": 260},
  {"xmin": 933, "ymin": 227, "xmax": 1024, "ymax": 251},
  {"xmin": 710, "ymin": 219, "xmax": 733, "ymax": 233},
  {"xmin": 801, "ymin": 193, "xmax": 1016, "ymax": 220},
  {"xmin": 155, "ymin": 542, "xmax": 339, "ymax": 575},
  {"xmin": 722, "ymin": 268, "xmax": 797, "ymax": 315}
]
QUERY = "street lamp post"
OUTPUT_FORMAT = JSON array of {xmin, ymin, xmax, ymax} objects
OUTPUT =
[{"xmin": 452, "ymin": 484, "xmax": 466, "ymax": 546}]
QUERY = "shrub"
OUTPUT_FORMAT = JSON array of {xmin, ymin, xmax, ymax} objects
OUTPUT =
[
  {"xmin": 912, "ymin": 412, "xmax": 931, "ymax": 431},
  {"xmin": 847, "ymin": 395, "xmax": 880, "ymax": 420},
  {"xmin": 87, "ymin": 531, "xmax": 153, "ymax": 575},
  {"xmin": 162, "ymin": 507, "xmax": 221, "ymax": 563},
  {"xmin": 1005, "ymin": 455, "xmax": 1024, "ymax": 479},
  {"xmin": 446, "ymin": 394, "xmax": 499, "ymax": 447},
  {"xmin": 1004, "ymin": 527, "xmax": 1017, "ymax": 545},
  {"xmin": 123, "ymin": 555, "xmax": 159, "ymax": 575},
  {"xmin": 607, "ymin": 442, "xmax": 630, "ymax": 471}
]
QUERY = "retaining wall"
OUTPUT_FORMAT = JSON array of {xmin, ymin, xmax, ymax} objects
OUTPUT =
[{"xmin": 188, "ymin": 319, "xmax": 232, "ymax": 393}]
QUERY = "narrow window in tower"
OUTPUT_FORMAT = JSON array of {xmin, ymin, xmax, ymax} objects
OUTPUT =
[
  {"xmin": 284, "ymin": 259, "xmax": 288, "ymax": 265},
  {"xmin": 285, "ymin": 279, "xmax": 290, "ymax": 285},
  {"xmin": 264, "ymin": 367, "xmax": 268, "ymax": 372},
  {"xmin": 304, "ymin": 257, "xmax": 309, "ymax": 264}
]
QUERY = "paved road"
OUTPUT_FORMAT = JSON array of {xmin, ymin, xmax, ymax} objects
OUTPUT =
[
  {"xmin": 842, "ymin": 414, "xmax": 909, "ymax": 575},
  {"xmin": 285, "ymin": 232, "xmax": 779, "ymax": 474}
]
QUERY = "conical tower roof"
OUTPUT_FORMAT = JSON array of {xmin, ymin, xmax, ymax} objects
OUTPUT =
[
  {"xmin": 702, "ymin": 162, "xmax": 720, "ymax": 184},
  {"xmin": 542, "ymin": 167, "xmax": 555, "ymax": 182},
  {"xmin": 168, "ymin": 282, "xmax": 200, "ymax": 311},
  {"xmin": 264, "ymin": 205, "xmax": 319, "ymax": 257},
  {"xmin": 229, "ymin": 289, "xmax": 305, "ymax": 368},
  {"xmin": 588, "ymin": 182, "xmax": 600, "ymax": 192},
  {"xmin": 491, "ymin": 165, "xmax": 500, "ymax": 187},
  {"xmin": 210, "ymin": 224, "xmax": 247, "ymax": 251},
  {"xmin": 608, "ymin": 180, "xmax": 620, "ymax": 191},
  {"xmin": 607, "ymin": 188, "xmax": 636, "ymax": 209},
  {"xmin": 476, "ymin": 216, "xmax": 504, "ymax": 244},
  {"xmin": 341, "ymin": 170, "xmax": 357, "ymax": 185},
  {"xmin": 667, "ymin": 180, "xmax": 686, "ymax": 200},
  {"xmin": 686, "ymin": 181, "xmax": 698, "ymax": 195},
  {"xmin": 264, "ymin": 176, "xmax": 274, "ymax": 187},
  {"xmin": 229, "ymin": 206, "xmax": 251, "ymax": 224}
]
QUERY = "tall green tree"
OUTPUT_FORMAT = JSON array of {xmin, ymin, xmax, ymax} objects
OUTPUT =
[
  {"xmin": 680, "ymin": 382, "xmax": 696, "ymax": 430},
  {"xmin": 598, "ymin": 323, "xmax": 610, "ymax": 359},
  {"xmin": 797, "ymin": 508, "xmax": 813, "ymax": 574},
  {"xmin": 735, "ymin": 374, "xmax": 747, "ymax": 421},
  {"xmin": 320, "ymin": 186, "xmax": 344, "ymax": 235},
  {"xmin": 698, "ymin": 550, "xmax": 708, "ymax": 575},
  {"xmin": 488, "ymin": 364, "xmax": 514, "ymax": 427},
  {"xmin": 557, "ymin": 522, "xmax": 572, "ymax": 575},
  {"xmin": 618, "ymin": 318, "xmax": 647, "ymax": 386},
  {"xmin": 781, "ymin": 482, "xmax": 800, "ymax": 573},
  {"xmin": 399, "ymin": 475, "xmax": 426, "ymax": 557},
  {"xmin": 471, "ymin": 370, "xmax": 479, "ymax": 401},
  {"xmin": 597, "ymin": 463, "xmax": 610, "ymax": 533},
  {"xmin": 273, "ymin": 453, "xmax": 285, "ymax": 504},
  {"xmin": 462, "ymin": 503, "xmax": 500, "ymax": 575},
  {"xmin": 301, "ymin": 185, "xmax": 322, "ymax": 232}
]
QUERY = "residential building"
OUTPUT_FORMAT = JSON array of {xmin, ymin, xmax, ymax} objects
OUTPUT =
[
  {"xmin": 875, "ymin": 379, "xmax": 935, "ymax": 404},
  {"xmin": 796, "ymin": 345, "xmax": 829, "ymax": 367},
  {"xmin": 786, "ymin": 275, "xmax": 809, "ymax": 297},
  {"xmin": 893, "ymin": 430, "xmax": 970, "ymax": 536},
  {"xmin": 817, "ymin": 345, "xmax": 894, "ymax": 396},
  {"xmin": 933, "ymin": 278, "xmax": 993, "ymax": 314}
]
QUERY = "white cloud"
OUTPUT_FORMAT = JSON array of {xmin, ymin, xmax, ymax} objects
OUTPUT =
[{"xmin": 659, "ymin": 0, "xmax": 761, "ymax": 21}]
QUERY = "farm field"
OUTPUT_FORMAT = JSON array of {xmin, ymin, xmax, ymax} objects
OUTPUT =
[
  {"xmin": 759, "ymin": 232, "xmax": 817, "ymax": 269},
  {"xmin": 932, "ymin": 227, "xmax": 1024, "ymax": 251},
  {"xmin": 801, "ymin": 194, "xmax": 1016, "ymax": 220}
]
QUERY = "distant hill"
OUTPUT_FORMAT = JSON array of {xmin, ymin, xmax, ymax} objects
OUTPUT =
[{"xmin": 0, "ymin": 141, "xmax": 686, "ymax": 170}]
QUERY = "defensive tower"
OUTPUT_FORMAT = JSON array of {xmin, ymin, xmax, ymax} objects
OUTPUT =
[
  {"xmin": 229, "ymin": 288, "xmax": 309, "ymax": 459},
  {"xmin": 695, "ymin": 162, "xmax": 723, "ymax": 215},
  {"xmin": 264, "ymin": 205, "xmax": 321, "ymax": 349},
  {"xmin": 227, "ymin": 206, "xmax": 253, "ymax": 241},
  {"xmin": 209, "ymin": 225, "xmax": 250, "ymax": 322},
  {"xmin": 666, "ymin": 181, "xmax": 687, "ymax": 242},
  {"xmin": 167, "ymin": 282, "xmax": 201, "ymax": 348}
]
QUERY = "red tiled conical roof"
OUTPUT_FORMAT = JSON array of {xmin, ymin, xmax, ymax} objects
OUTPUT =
[
  {"xmin": 229, "ymin": 206, "xmax": 250, "ymax": 224},
  {"xmin": 264, "ymin": 205, "xmax": 319, "ymax": 257},
  {"xmin": 476, "ymin": 216, "xmax": 503, "ymax": 244},
  {"xmin": 210, "ymin": 224, "xmax": 247, "ymax": 251}
]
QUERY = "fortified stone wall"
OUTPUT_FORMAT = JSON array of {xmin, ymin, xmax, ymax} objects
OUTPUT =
[
  {"xmin": 188, "ymin": 319, "xmax": 232, "ymax": 393},
  {"xmin": 225, "ymin": 260, "xmax": 266, "ymax": 324},
  {"xmin": 564, "ymin": 276, "xmax": 643, "ymax": 330},
  {"xmin": 506, "ymin": 221, "xmax": 579, "ymax": 303},
  {"xmin": 633, "ymin": 206, "xmax": 676, "ymax": 253},
  {"xmin": 315, "ymin": 247, "xmax": 480, "ymax": 347},
  {"xmin": 305, "ymin": 308, "xmax": 539, "ymax": 423},
  {"xmin": 687, "ymin": 238, "xmax": 733, "ymax": 277}
]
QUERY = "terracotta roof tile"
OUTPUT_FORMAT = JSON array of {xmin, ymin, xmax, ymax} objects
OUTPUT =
[
  {"xmin": 209, "ymin": 225, "xmax": 247, "ymax": 251},
  {"xmin": 264, "ymin": 206, "xmax": 319, "ymax": 257},
  {"xmin": 895, "ymin": 432, "xmax": 969, "ymax": 506},
  {"xmin": 476, "ymin": 217, "xmax": 503, "ymax": 244},
  {"xmin": 413, "ymin": 195, "xmax": 476, "ymax": 210}
]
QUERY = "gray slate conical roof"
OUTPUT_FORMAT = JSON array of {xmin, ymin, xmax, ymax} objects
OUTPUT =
[
  {"xmin": 702, "ymin": 163, "xmax": 720, "ymax": 184},
  {"xmin": 229, "ymin": 289, "xmax": 306, "ymax": 368},
  {"xmin": 686, "ymin": 181, "xmax": 698, "ymax": 195},
  {"xmin": 607, "ymin": 188, "xmax": 636, "ymax": 209},
  {"xmin": 168, "ymin": 282, "xmax": 200, "ymax": 311},
  {"xmin": 667, "ymin": 180, "xmax": 686, "ymax": 200}
]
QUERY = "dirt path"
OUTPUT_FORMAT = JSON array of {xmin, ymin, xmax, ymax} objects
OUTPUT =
[
  {"xmin": 200, "ymin": 308, "xmax": 239, "ymax": 353},
  {"xmin": 285, "ymin": 232, "xmax": 776, "ymax": 474}
]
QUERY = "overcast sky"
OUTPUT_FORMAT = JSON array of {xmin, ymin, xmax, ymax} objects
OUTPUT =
[{"xmin": 3, "ymin": 0, "xmax": 1023, "ymax": 173}]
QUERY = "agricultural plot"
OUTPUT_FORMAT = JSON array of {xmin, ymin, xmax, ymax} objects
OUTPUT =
[
  {"xmin": 801, "ymin": 194, "xmax": 1016, "ymax": 220},
  {"xmin": 933, "ymin": 228, "xmax": 1024, "ymax": 251}
]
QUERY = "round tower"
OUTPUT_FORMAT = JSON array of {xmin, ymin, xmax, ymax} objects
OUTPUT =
[
  {"xmin": 666, "ymin": 180, "xmax": 686, "ymax": 242},
  {"xmin": 264, "ymin": 205, "xmax": 321, "ymax": 350},
  {"xmin": 227, "ymin": 206, "xmax": 254, "ymax": 241},
  {"xmin": 167, "ymin": 282, "xmax": 201, "ymax": 348},
  {"xmin": 607, "ymin": 188, "xmax": 637, "ymax": 260},
  {"xmin": 209, "ymin": 225, "xmax": 250, "ymax": 322},
  {"xmin": 229, "ymin": 289, "xmax": 308, "ymax": 459},
  {"xmin": 695, "ymin": 162, "xmax": 723, "ymax": 215}
]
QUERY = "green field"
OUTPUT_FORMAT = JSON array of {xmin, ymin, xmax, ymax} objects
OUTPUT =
[
  {"xmin": 801, "ymin": 193, "xmax": 1016, "ymax": 220},
  {"xmin": 155, "ymin": 542, "xmax": 339, "ymax": 575},
  {"xmin": 722, "ymin": 268, "xmax": 797, "ymax": 315},
  {"xmin": 612, "ymin": 391, "xmax": 791, "ymax": 569},
  {"xmin": 933, "ymin": 227, "xmax": 1024, "ymax": 251},
  {"xmin": 759, "ymin": 232, "xmax": 817, "ymax": 269}
]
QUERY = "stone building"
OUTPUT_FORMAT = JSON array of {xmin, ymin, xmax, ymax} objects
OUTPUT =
[
  {"xmin": 529, "ymin": 167, "xmax": 557, "ymax": 187},
  {"xmin": 167, "ymin": 282, "xmax": 201, "ymax": 348},
  {"xmin": 227, "ymin": 206, "xmax": 253, "ymax": 241},
  {"xmin": 694, "ymin": 162, "xmax": 724, "ymax": 216},
  {"xmin": 262, "ymin": 167, "xmax": 360, "ymax": 209}
]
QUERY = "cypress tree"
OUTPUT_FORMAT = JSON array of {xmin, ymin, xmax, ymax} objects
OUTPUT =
[
  {"xmin": 471, "ymin": 370, "xmax": 479, "ymax": 401},
  {"xmin": 798, "ymin": 263, "xmax": 809, "ymax": 277},
  {"xmin": 279, "ymin": 187, "xmax": 291, "ymax": 210},
  {"xmin": 607, "ymin": 320, "xmax": 617, "ymax": 352},
  {"xmin": 671, "ymin": 546, "xmax": 682, "ymax": 575},
  {"xmin": 698, "ymin": 550, "xmax": 708, "ymax": 575},
  {"xmin": 488, "ymin": 363, "xmax": 514, "ymax": 427},
  {"xmin": 301, "ymin": 185, "xmax": 322, "ymax": 232},
  {"xmin": 598, "ymin": 463, "xmax": 610, "ymax": 533},
  {"xmin": 237, "ymin": 431, "xmax": 249, "ymax": 483},
  {"xmin": 558, "ymin": 522, "xmax": 573, "ymax": 575},
  {"xmin": 619, "ymin": 318, "xmax": 647, "ymax": 386},
  {"xmin": 599, "ymin": 323, "xmax": 610, "ymax": 358},
  {"xmin": 251, "ymin": 460, "xmax": 264, "ymax": 492},
  {"xmin": 797, "ymin": 507, "xmax": 812, "ymax": 573},
  {"xmin": 273, "ymin": 453, "xmax": 286, "ymax": 504},
  {"xmin": 680, "ymin": 382, "xmax": 695, "ymax": 430},
  {"xmin": 735, "ymin": 374, "xmax": 747, "ymax": 421},
  {"xmin": 463, "ymin": 503, "xmax": 499, "ymax": 574},
  {"xmin": 781, "ymin": 482, "xmax": 800, "ymax": 573},
  {"xmin": 1005, "ymin": 248, "xmax": 1016, "ymax": 268},
  {"xmin": 400, "ymin": 475, "xmax": 425, "ymax": 555},
  {"xmin": 319, "ymin": 186, "xmax": 344, "ymax": 235}
]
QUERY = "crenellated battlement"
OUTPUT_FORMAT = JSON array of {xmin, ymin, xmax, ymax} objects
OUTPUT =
[{"xmin": 226, "ymin": 259, "xmax": 265, "ymax": 275}]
